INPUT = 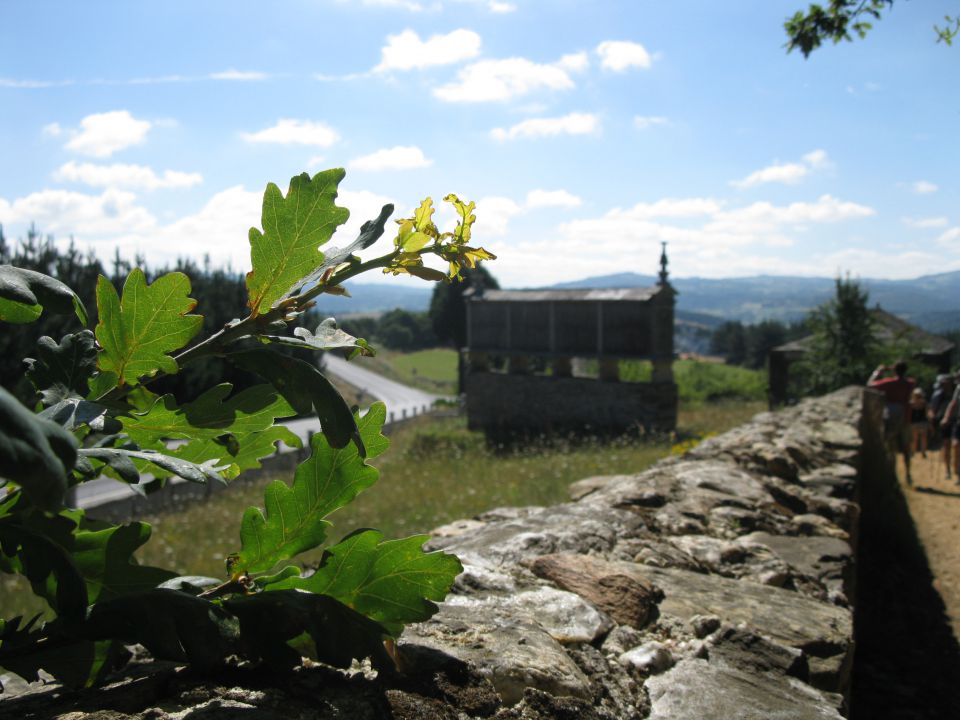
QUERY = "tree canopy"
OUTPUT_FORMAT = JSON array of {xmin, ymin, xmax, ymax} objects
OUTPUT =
[{"xmin": 795, "ymin": 275, "xmax": 878, "ymax": 394}]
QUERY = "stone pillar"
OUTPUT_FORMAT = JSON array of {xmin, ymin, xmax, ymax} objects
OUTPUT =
[
  {"xmin": 553, "ymin": 356, "xmax": 573, "ymax": 377},
  {"xmin": 599, "ymin": 357, "xmax": 620, "ymax": 382},
  {"xmin": 509, "ymin": 355, "xmax": 531, "ymax": 374},
  {"xmin": 469, "ymin": 352, "xmax": 489, "ymax": 372},
  {"xmin": 652, "ymin": 358, "xmax": 674, "ymax": 383}
]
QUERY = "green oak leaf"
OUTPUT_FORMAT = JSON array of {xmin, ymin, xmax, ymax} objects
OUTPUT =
[
  {"xmin": 232, "ymin": 402, "xmax": 389, "ymax": 575},
  {"xmin": 262, "ymin": 318, "xmax": 374, "ymax": 357},
  {"xmin": 70, "ymin": 522, "xmax": 176, "ymax": 604},
  {"xmin": 224, "ymin": 589, "xmax": 392, "ymax": 671},
  {"xmin": 24, "ymin": 331, "xmax": 99, "ymax": 405},
  {"xmin": 229, "ymin": 348, "xmax": 361, "ymax": 453},
  {"xmin": 245, "ymin": 169, "xmax": 350, "ymax": 317},
  {"xmin": 0, "ymin": 265, "xmax": 88, "ymax": 326},
  {"xmin": 79, "ymin": 447, "xmax": 226, "ymax": 485},
  {"xmin": 0, "ymin": 499, "xmax": 172, "ymax": 618},
  {"xmin": 0, "ymin": 386, "xmax": 76, "ymax": 512},
  {"xmin": 0, "ymin": 617, "xmax": 122, "ymax": 690},
  {"xmin": 95, "ymin": 269, "xmax": 203, "ymax": 387},
  {"xmin": 0, "ymin": 512, "xmax": 88, "ymax": 622},
  {"xmin": 121, "ymin": 383, "xmax": 296, "ymax": 446},
  {"xmin": 167, "ymin": 425, "xmax": 301, "ymax": 481},
  {"xmin": 272, "ymin": 530, "xmax": 462, "ymax": 636},
  {"xmin": 81, "ymin": 589, "xmax": 233, "ymax": 670},
  {"xmin": 282, "ymin": 204, "xmax": 393, "ymax": 300},
  {"xmin": 443, "ymin": 193, "xmax": 476, "ymax": 244},
  {"xmin": 40, "ymin": 396, "xmax": 116, "ymax": 433}
]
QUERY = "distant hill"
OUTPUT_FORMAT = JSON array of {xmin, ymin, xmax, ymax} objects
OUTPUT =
[
  {"xmin": 312, "ymin": 282, "xmax": 431, "ymax": 316},
  {"xmin": 551, "ymin": 271, "xmax": 960, "ymax": 332}
]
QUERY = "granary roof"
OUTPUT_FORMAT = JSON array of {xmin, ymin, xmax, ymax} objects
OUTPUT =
[
  {"xmin": 771, "ymin": 307, "xmax": 955, "ymax": 357},
  {"xmin": 470, "ymin": 287, "xmax": 661, "ymax": 303}
]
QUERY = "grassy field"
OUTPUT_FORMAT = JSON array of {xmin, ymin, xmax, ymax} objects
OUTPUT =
[
  {"xmin": 136, "ymin": 399, "xmax": 762, "ymax": 576},
  {"xmin": 358, "ymin": 348, "xmax": 458, "ymax": 396},
  {"xmin": 620, "ymin": 359, "xmax": 767, "ymax": 403},
  {"xmin": 357, "ymin": 350, "xmax": 768, "ymax": 405}
]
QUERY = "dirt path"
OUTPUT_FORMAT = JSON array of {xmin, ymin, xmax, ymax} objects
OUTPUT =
[{"xmin": 899, "ymin": 450, "xmax": 960, "ymax": 640}]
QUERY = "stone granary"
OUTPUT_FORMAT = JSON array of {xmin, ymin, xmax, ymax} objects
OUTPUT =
[
  {"xmin": 768, "ymin": 306, "xmax": 955, "ymax": 407},
  {"xmin": 463, "ymin": 246, "xmax": 677, "ymax": 439}
]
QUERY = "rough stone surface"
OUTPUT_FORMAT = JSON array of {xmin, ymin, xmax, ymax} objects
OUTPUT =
[
  {"xmin": 646, "ymin": 658, "xmax": 845, "ymax": 720},
  {"xmin": 529, "ymin": 553, "xmax": 662, "ymax": 628},
  {"xmin": 0, "ymin": 387, "xmax": 870, "ymax": 719},
  {"xmin": 399, "ymin": 604, "xmax": 592, "ymax": 706}
]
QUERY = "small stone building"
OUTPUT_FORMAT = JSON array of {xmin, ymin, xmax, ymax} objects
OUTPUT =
[{"xmin": 463, "ymin": 247, "xmax": 677, "ymax": 439}]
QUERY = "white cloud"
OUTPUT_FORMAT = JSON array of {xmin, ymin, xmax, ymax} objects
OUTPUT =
[
  {"xmin": 349, "ymin": 146, "xmax": 432, "ymax": 171},
  {"xmin": 43, "ymin": 122, "xmax": 62, "ymax": 137},
  {"xmin": 476, "ymin": 196, "xmax": 523, "ymax": 235},
  {"xmin": 731, "ymin": 162, "xmax": 809, "ymax": 189},
  {"xmin": 599, "ymin": 198, "xmax": 723, "ymax": 222},
  {"xmin": 0, "ymin": 187, "xmax": 156, "ymax": 236},
  {"xmin": 633, "ymin": 115, "xmax": 668, "ymax": 130},
  {"xmin": 432, "ymin": 187, "xmax": 583, "ymax": 238},
  {"xmin": 557, "ymin": 52, "xmax": 589, "ymax": 72},
  {"xmin": 937, "ymin": 227, "xmax": 960, "ymax": 248},
  {"xmin": 596, "ymin": 40, "xmax": 652, "ymax": 72},
  {"xmin": 0, "ymin": 77, "xmax": 71, "ymax": 89},
  {"xmin": 488, "ymin": 1, "xmax": 516, "ymax": 12},
  {"xmin": 730, "ymin": 149, "xmax": 830, "ymax": 189},
  {"xmin": 492, "ymin": 193, "xmax": 879, "ymax": 284},
  {"xmin": 435, "ymin": 57, "xmax": 575, "ymax": 102},
  {"xmin": 337, "ymin": 0, "xmax": 429, "ymax": 10},
  {"xmin": 375, "ymin": 28, "xmax": 481, "ymax": 71},
  {"xmin": 491, "ymin": 112, "xmax": 599, "ymax": 140},
  {"xmin": 241, "ymin": 119, "xmax": 339, "ymax": 147},
  {"xmin": 53, "ymin": 161, "xmax": 203, "ymax": 190},
  {"xmin": 803, "ymin": 149, "xmax": 829, "ymax": 168},
  {"xmin": 912, "ymin": 180, "xmax": 938, "ymax": 194},
  {"xmin": 64, "ymin": 110, "xmax": 152, "ymax": 158},
  {"xmin": 708, "ymin": 195, "xmax": 874, "ymax": 234},
  {"xmin": 902, "ymin": 216, "xmax": 949, "ymax": 229},
  {"xmin": 209, "ymin": 69, "xmax": 268, "ymax": 81},
  {"xmin": 0, "ymin": 182, "xmax": 402, "ymax": 275},
  {"xmin": 526, "ymin": 189, "xmax": 581, "ymax": 209}
]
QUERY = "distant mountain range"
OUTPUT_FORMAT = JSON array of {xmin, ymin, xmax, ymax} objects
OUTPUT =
[
  {"xmin": 313, "ymin": 271, "xmax": 960, "ymax": 337},
  {"xmin": 552, "ymin": 271, "xmax": 960, "ymax": 332}
]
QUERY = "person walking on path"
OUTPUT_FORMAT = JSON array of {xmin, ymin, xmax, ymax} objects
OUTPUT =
[
  {"xmin": 910, "ymin": 386, "xmax": 928, "ymax": 459},
  {"xmin": 928, "ymin": 374, "xmax": 955, "ymax": 479},
  {"xmin": 869, "ymin": 360, "xmax": 917, "ymax": 484},
  {"xmin": 938, "ymin": 371, "xmax": 960, "ymax": 485}
]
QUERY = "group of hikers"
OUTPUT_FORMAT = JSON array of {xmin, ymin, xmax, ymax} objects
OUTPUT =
[{"xmin": 868, "ymin": 361, "xmax": 960, "ymax": 485}]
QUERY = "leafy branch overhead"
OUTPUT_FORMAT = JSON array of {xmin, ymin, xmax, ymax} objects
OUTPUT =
[
  {"xmin": 0, "ymin": 167, "xmax": 488, "ymax": 688},
  {"xmin": 785, "ymin": 0, "xmax": 959, "ymax": 56}
]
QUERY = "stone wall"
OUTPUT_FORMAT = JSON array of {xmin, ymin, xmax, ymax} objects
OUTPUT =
[
  {"xmin": 465, "ymin": 372, "xmax": 678, "ymax": 438},
  {"xmin": 1, "ymin": 387, "xmax": 875, "ymax": 719}
]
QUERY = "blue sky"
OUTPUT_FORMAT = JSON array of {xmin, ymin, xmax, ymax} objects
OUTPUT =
[{"xmin": 1, "ymin": 0, "xmax": 957, "ymax": 288}]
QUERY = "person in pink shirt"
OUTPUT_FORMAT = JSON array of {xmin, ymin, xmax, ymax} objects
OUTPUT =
[{"xmin": 868, "ymin": 360, "xmax": 917, "ymax": 485}]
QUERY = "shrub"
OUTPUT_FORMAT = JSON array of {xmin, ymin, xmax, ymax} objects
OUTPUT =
[{"xmin": 0, "ymin": 171, "xmax": 495, "ymax": 688}]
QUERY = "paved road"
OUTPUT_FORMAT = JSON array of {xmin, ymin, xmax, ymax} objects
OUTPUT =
[
  {"xmin": 320, "ymin": 353, "xmax": 441, "ymax": 423},
  {"xmin": 74, "ymin": 355, "xmax": 442, "ymax": 509}
]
